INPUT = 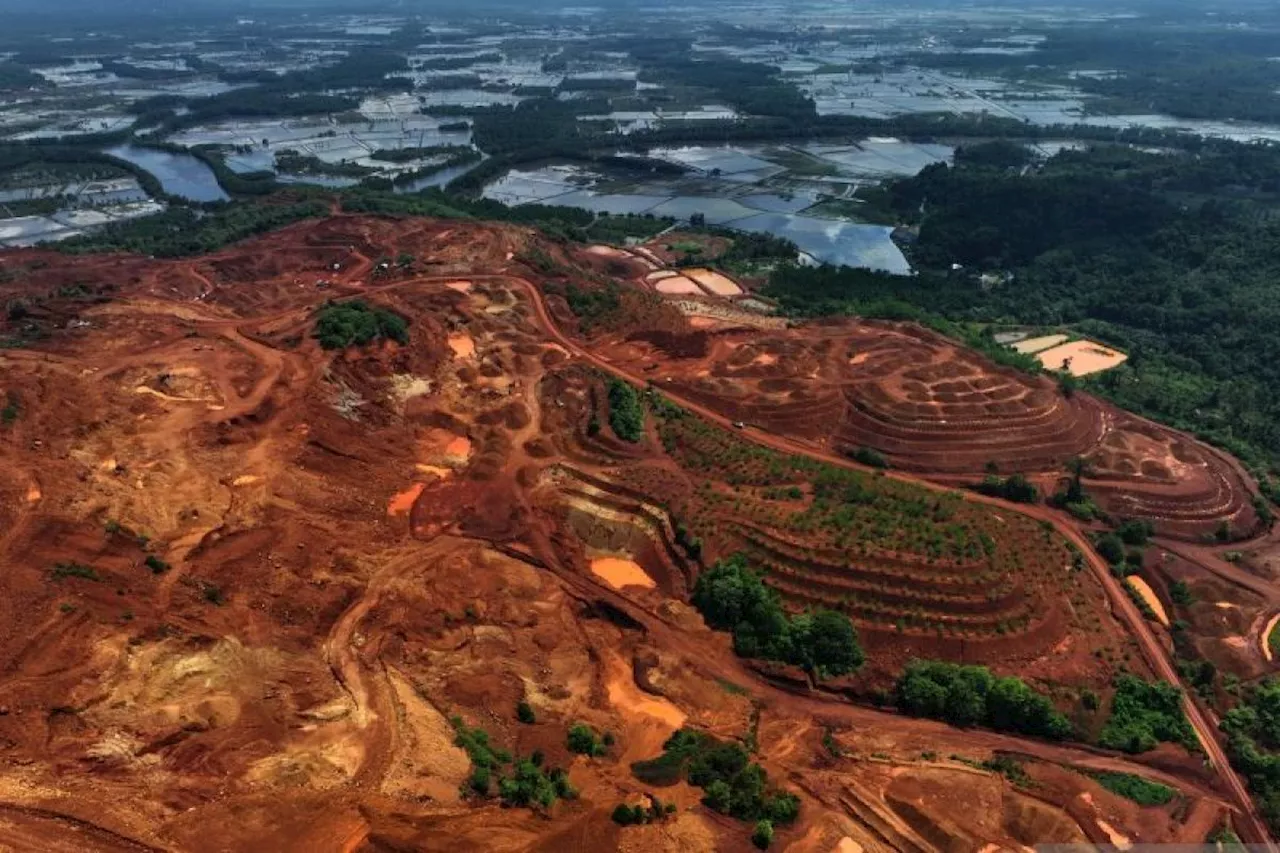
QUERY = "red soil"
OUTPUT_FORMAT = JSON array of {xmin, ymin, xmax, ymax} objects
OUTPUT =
[{"xmin": 0, "ymin": 215, "xmax": 1261, "ymax": 850}]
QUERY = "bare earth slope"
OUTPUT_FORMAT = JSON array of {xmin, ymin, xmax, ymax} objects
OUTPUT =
[{"xmin": 0, "ymin": 216, "xmax": 1268, "ymax": 850}]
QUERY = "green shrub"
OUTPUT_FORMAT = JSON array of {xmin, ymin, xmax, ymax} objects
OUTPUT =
[
  {"xmin": 51, "ymin": 562, "xmax": 99, "ymax": 582},
  {"xmin": 1090, "ymin": 771, "xmax": 1175, "ymax": 806},
  {"xmin": 607, "ymin": 379, "xmax": 644, "ymax": 442},
  {"xmin": 516, "ymin": 700, "xmax": 536, "ymax": 724},
  {"xmin": 851, "ymin": 446, "xmax": 888, "ymax": 469},
  {"xmin": 691, "ymin": 555, "xmax": 863, "ymax": 678},
  {"xmin": 1095, "ymin": 533, "xmax": 1126, "ymax": 565},
  {"xmin": 894, "ymin": 659, "xmax": 1072, "ymax": 740},
  {"xmin": 567, "ymin": 723, "xmax": 607, "ymax": 756},
  {"xmin": 632, "ymin": 728, "xmax": 798, "ymax": 827},
  {"xmin": 313, "ymin": 300, "xmax": 409, "ymax": 349},
  {"xmin": 1099, "ymin": 675, "xmax": 1196, "ymax": 754},
  {"xmin": 752, "ymin": 819, "xmax": 774, "ymax": 850},
  {"xmin": 144, "ymin": 555, "xmax": 169, "ymax": 574},
  {"xmin": 975, "ymin": 472, "xmax": 1039, "ymax": 503}
]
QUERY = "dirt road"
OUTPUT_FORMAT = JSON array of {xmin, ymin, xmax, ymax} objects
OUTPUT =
[{"xmin": 491, "ymin": 272, "xmax": 1275, "ymax": 847}]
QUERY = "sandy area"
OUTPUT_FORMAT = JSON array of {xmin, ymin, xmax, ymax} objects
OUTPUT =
[
  {"xmin": 683, "ymin": 267, "xmax": 743, "ymax": 297},
  {"xmin": 1013, "ymin": 334, "xmax": 1068, "ymax": 354},
  {"xmin": 1263, "ymin": 613, "xmax": 1280, "ymax": 662},
  {"xmin": 1036, "ymin": 339, "xmax": 1128, "ymax": 376},
  {"xmin": 447, "ymin": 332, "xmax": 475, "ymax": 359},
  {"xmin": 655, "ymin": 276, "xmax": 704, "ymax": 296},
  {"xmin": 387, "ymin": 483, "xmax": 425, "ymax": 516},
  {"xmin": 645, "ymin": 270, "xmax": 679, "ymax": 283},
  {"xmin": 444, "ymin": 280, "xmax": 472, "ymax": 293},
  {"xmin": 1127, "ymin": 577, "xmax": 1169, "ymax": 627},
  {"xmin": 603, "ymin": 650, "xmax": 684, "ymax": 730},
  {"xmin": 590, "ymin": 557, "xmax": 656, "ymax": 590}
]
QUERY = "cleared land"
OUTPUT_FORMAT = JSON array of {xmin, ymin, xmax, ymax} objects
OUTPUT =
[
  {"xmin": 0, "ymin": 215, "xmax": 1260, "ymax": 851},
  {"xmin": 1037, "ymin": 339, "xmax": 1129, "ymax": 376}
]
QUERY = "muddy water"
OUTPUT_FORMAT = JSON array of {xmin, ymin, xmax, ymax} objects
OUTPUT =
[{"xmin": 590, "ymin": 557, "xmax": 656, "ymax": 590}]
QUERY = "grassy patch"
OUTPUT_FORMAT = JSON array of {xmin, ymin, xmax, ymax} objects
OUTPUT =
[
  {"xmin": 1090, "ymin": 770, "xmax": 1176, "ymax": 806},
  {"xmin": 51, "ymin": 562, "xmax": 99, "ymax": 582}
]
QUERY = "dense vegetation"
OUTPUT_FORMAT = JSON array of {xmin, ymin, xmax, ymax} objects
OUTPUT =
[
  {"xmin": 1099, "ymin": 675, "xmax": 1197, "ymax": 754},
  {"xmin": 1221, "ymin": 680, "xmax": 1280, "ymax": 831},
  {"xmin": 312, "ymin": 301, "xmax": 409, "ymax": 350},
  {"xmin": 606, "ymin": 379, "xmax": 645, "ymax": 443},
  {"xmin": 58, "ymin": 199, "xmax": 327, "ymax": 257},
  {"xmin": 691, "ymin": 555, "xmax": 865, "ymax": 678},
  {"xmin": 631, "ymin": 728, "xmax": 799, "ymax": 839},
  {"xmin": 893, "ymin": 659, "xmax": 1073, "ymax": 739}
]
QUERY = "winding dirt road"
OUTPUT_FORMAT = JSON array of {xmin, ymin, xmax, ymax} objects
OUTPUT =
[{"xmin": 485, "ymin": 271, "xmax": 1275, "ymax": 847}]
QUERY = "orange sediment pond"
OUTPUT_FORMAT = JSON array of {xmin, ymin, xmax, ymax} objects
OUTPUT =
[
  {"xmin": 444, "ymin": 435, "xmax": 471, "ymax": 460},
  {"xmin": 447, "ymin": 332, "xmax": 475, "ymax": 359},
  {"xmin": 590, "ymin": 557, "xmax": 656, "ymax": 591},
  {"xmin": 444, "ymin": 280, "xmax": 473, "ymax": 293},
  {"xmin": 387, "ymin": 483, "xmax": 425, "ymax": 516}
]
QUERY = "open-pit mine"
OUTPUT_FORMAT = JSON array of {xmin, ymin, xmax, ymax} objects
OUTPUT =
[{"xmin": 0, "ymin": 215, "xmax": 1276, "ymax": 851}]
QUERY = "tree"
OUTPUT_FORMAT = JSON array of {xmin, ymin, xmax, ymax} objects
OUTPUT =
[
  {"xmin": 1095, "ymin": 533, "xmax": 1126, "ymax": 565},
  {"xmin": 752, "ymin": 819, "xmax": 775, "ymax": 850},
  {"xmin": 567, "ymin": 723, "xmax": 606, "ymax": 756},
  {"xmin": 517, "ymin": 700, "xmax": 536, "ymax": 724}
]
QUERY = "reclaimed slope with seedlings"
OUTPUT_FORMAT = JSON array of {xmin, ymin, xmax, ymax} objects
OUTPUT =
[{"xmin": 0, "ymin": 215, "xmax": 1248, "ymax": 850}]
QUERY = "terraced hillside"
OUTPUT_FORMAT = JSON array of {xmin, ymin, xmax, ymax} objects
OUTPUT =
[{"xmin": 591, "ymin": 317, "xmax": 1261, "ymax": 542}]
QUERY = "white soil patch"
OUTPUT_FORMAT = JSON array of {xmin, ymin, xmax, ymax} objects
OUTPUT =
[
  {"xmin": 683, "ymin": 267, "xmax": 743, "ymax": 296},
  {"xmin": 447, "ymin": 332, "xmax": 475, "ymax": 359},
  {"xmin": 1036, "ymin": 339, "xmax": 1128, "ymax": 376},
  {"xmin": 1013, "ymin": 333, "xmax": 1068, "ymax": 354},
  {"xmin": 1127, "ymin": 577, "xmax": 1169, "ymax": 626},
  {"xmin": 655, "ymin": 276, "xmax": 704, "ymax": 295},
  {"xmin": 645, "ymin": 270, "xmax": 679, "ymax": 283},
  {"xmin": 590, "ymin": 557, "xmax": 656, "ymax": 591}
]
